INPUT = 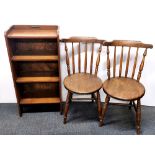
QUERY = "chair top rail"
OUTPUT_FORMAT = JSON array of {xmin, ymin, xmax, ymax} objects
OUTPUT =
[
  {"xmin": 60, "ymin": 36, "xmax": 105, "ymax": 43},
  {"xmin": 104, "ymin": 40, "xmax": 153, "ymax": 49}
]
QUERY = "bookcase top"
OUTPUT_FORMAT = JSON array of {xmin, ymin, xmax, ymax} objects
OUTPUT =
[{"xmin": 6, "ymin": 25, "xmax": 59, "ymax": 38}]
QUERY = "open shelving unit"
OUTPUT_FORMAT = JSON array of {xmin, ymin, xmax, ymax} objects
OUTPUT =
[{"xmin": 5, "ymin": 25, "xmax": 61, "ymax": 116}]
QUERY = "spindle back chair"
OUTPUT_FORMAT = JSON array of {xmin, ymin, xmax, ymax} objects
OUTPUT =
[
  {"xmin": 101, "ymin": 40, "xmax": 153, "ymax": 134},
  {"xmin": 61, "ymin": 37, "xmax": 105, "ymax": 124}
]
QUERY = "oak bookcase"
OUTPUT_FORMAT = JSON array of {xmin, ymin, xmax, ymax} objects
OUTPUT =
[{"xmin": 5, "ymin": 25, "xmax": 61, "ymax": 116}]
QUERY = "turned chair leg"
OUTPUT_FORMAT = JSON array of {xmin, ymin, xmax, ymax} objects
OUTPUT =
[
  {"xmin": 96, "ymin": 91, "xmax": 102, "ymax": 126},
  {"xmin": 91, "ymin": 93, "xmax": 94, "ymax": 103},
  {"xmin": 100, "ymin": 95, "xmax": 110, "ymax": 127},
  {"xmin": 18, "ymin": 104, "xmax": 22, "ymax": 117},
  {"xmin": 129, "ymin": 101, "xmax": 133, "ymax": 110},
  {"xmin": 60, "ymin": 102, "xmax": 63, "ymax": 115},
  {"xmin": 136, "ymin": 99, "xmax": 141, "ymax": 134},
  {"xmin": 64, "ymin": 91, "xmax": 72, "ymax": 124}
]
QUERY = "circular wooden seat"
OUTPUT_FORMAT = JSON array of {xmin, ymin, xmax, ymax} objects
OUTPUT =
[
  {"xmin": 103, "ymin": 77, "xmax": 145, "ymax": 101},
  {"xmin": 64, "ymin": 73, "xmax": 103, "ymax": 94}
]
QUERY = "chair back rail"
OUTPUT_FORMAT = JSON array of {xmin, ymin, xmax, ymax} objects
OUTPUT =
[
  {"xmin": 61, "ymin": 37, "xmax": 105, "ymax": 75},
  {"xmin": 104, "ymin": 40, "xmax": 153, "ymax": 81}
]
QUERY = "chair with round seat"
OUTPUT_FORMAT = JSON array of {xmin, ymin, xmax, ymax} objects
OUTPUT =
[
  {"xmin": 100, "ymin": 40, "xmax": 153, "ymax": 134},
  {"xmin": 61, "ymin": 37, "xmax": 105, "ymax": 125}
]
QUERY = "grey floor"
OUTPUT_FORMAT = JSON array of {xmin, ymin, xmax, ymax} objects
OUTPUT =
[{"xmin": 0, "ymin": 102, "xmax": 155, "ymax": 135}]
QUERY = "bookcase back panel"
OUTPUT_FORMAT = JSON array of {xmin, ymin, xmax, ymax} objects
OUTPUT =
[
  {"xmin": 10, "ymin": 39, "xmax": 58, "ymax": 55},
  {"xmin": 14, "ymin": 62, "xmax": 59, "ymax": 77},
  {"xmin": 18, "ymin": 83, "xmax": 59, "ymax": 98}
]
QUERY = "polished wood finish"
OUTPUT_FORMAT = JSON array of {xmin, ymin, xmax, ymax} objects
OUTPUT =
[
  {"xmin": 119, "ymin": 46, "xmax": 123, "ymax": 77},
  {"xmin": 16, "ymin": 77, "xmax": 59, "ymax": 83},
  {"xmin": 107, "ymin": 46, "xmax": 110, "ymax": 79},
  {"xmin": 133, "ymin": 101, "xmax": 137, "ymax": 112},
  {"xmin": 64, "ymin": 91, "xmax": 72, "ymax": 124},
  {"xmin": 64, "ymin": 73, "xmax": 102, "ymax": 94},
  {"xmin": 72, "ymin": 43, "xmax": 75, "ymax": 74},
  {"xmin": 90, "ymin": 43, "xmax": 94, "ymax": 74},
  {"xmin": 78, "ymin": 42, "xmax": 81, "ymax": 73},
  {"xmin": 62, "ymin": 36, "xmax": 98, "ymax": 43},
  {"xmin": 20, "ymin": 97, "xmax": 60, "ymax": 104},
  {"xmin": 101, "ymin": 40, "xmax": 153, "ymax": 134},
  {"xmin": 61, "ymin": 37, "xmax": 105, "ymax": 124},
  {"xmin": 125, "ymin": 47, "xmax": 131, "ymax": 77},
  {"xmin": 136, "ymin": 100, "xmax": 141, "ymax": 134},
  {"xmin": 137, "ymin": 48, "xmax": 147, "ymax": 82},
  {"xmin": 14, "ymin": 61, "xmax": 58, "ymax": 77},
  {"xmin": 65, "ymin": 43, "xmax": 71, "ymax": 75},
  {"xmin": 104, "ymin": 40, "xmax": 153, "ymax": 48},
  {"xmin": 100, "ymin": 95, "xmax": 110, "ymax": 126},
  {"xmin": 113, "ymin": 46, "xmax": 116, "ymax": 77},
  {"xmin": 129, "ymin": 101, "xmax": 133, "ymax": 110},
  {"xmin": 84, "ymin": 43, "xmax": 88, "ymax": 73},
  {"xmin": 131, "ymin": 47, "xmax": 139, "ymax": 79},
  {"xmin": 12, "ymin": 55, "xmax": 58, "ymax": 61},
  {"xmin": 95, "ymin": 44, "xmax": 102, "ymax": 75},
  {"xmin": 7, "ymin": 25, "xmax": 58, "ymax": 38},
  {"xmin": 97, "ymin": 91, "xmax": 102, "ymax": 124},
  {"xmin": 5, "ymin": 25, "xmax": 61, "ymax": 116},
  {"xmin": 103, "ymin": 77, "xmax": 145, "ymax": 101}
]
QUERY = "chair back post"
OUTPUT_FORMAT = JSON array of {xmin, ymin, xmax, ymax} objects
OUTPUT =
[
  {"xmin": 95, "ymin": 43, "xmax": 102, "ymax": 75},
  {"xmin": 65, "ymin": 42, "xmax": 70, "ymax": 75},
  {"xmin": 137, "ymin": 48, "xmax": 147, "ymax": 81}
]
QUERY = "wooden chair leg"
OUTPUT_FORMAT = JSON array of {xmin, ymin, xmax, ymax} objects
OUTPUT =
[
  {"xmin": 60, "ymin": 102, "xmax": 63, "ymax": 115},
  {"xmin": 100, "ymin": 95, "xmax": 110, "ymax": 127},
  {"xmin": 18, "ymin": 104, "xmax": 22, "ymax": 117},
  {"xmin": 91, "ymin": 93, "xmax": 94, "ymax": 103},
  {"xmin": 129, "ymin": 101, "xmax": 133, "ymax": 110},
  {"xmin": 97, "ymin": 91, "xmax": 102, "ymax": 126},
  {"xmin": 64, "ymin": 91, "xmax": 71, "ymax": 124},
  {"xmin": 136, "ymin": 99, "xmax": 141, "ymax": 134}
]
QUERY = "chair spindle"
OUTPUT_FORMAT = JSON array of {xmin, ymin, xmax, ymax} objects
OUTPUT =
[
  {"xmin": 84, "ymin": 43, "xmax": 87, "ymax": 73},
  {"xmin": 78, "ymin": 42, "xmax": 81, "ymax": 73},
  {"xmin": 72, "ymin": 42, "xmax": 75, "ymax": 74},
  {"xmin": 113, "ymin": 46, "xmax": 116, "ymax": 77},
  {"xmin": 125, "ymin": 47, "xmax": 131, "ymax": 77},
  {"xmin": 90, "ymin": 43, "xmax": 94, "ymax": 74},
  {"xmin": 119, "ymin": 46, "xmax": 124, "ymax": 77},
  {"xmin": 131, "ymin": 47, "xmax": 139, "ymax": 79}
]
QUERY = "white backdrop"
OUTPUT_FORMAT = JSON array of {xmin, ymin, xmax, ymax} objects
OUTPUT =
[{"xmin": 0, "ymin": 0, "xmax": 154, "ymax": 105}]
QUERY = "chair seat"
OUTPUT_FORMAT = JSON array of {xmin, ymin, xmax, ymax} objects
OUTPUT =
[
  {"xmin": 103, "ymin": 77, "xmax": 145, "ymax": 101},
  {"xmin": 64, "ymin": 73, "xmax": 102, "ymax": 94}
]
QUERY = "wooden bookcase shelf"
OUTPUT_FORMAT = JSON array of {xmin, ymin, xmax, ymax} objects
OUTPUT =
[
  {"xmin": 20, "ymin": 97, "xmax": 60, "ymax": 104},
  {"xmin": 5, "ymin": 25, "xmax": 61, "ymax": 116},
  {"xmin": 16, "ymin": 77, "xmax": 59, "ymax": 83},
  {"xmin": 12, "ymin": 55, "xmax": 58, "ymax": 61}
]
